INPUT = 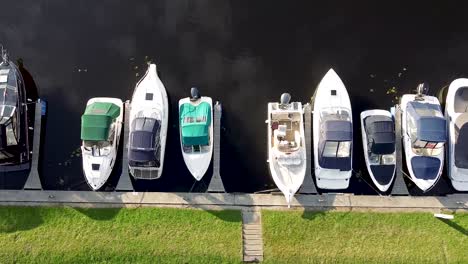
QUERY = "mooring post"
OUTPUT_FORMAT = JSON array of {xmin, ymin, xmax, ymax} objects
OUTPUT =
[
  {"xmin": 207, "ymin": 101, "xmax": 225, "ymax": 193},
  {"xmin": 391, "ymin": 105, "xmax": 409, "ymax": 195},
  {"xmin": 115, "ymin": 100, "xmax": 133, "ymax": 191},
  {"xmin": 24, "ymin": 100, "xmax": 43, "ymax": 190},
  {"xmin": 299, "ymin": 103, "xmax": 317, "ymax": 194}
]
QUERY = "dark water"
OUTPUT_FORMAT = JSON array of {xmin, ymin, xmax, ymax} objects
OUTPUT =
[{"xmin": 0, "ymin": 1, "xmax": 467, "ymax": 195}]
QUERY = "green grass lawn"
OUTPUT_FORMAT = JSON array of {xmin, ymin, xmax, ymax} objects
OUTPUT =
[
  {"xmin": 0, "ymin": 206, "xmax": 242, "ymax": 263},
  {"xmin": 263, "ymin": 211, "xmax": 468, "ymax": 264}
]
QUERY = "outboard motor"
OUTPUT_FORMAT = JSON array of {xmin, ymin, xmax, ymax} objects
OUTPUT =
[
  {"xmin": 190, "ymin": 87, "xmax": 200, "ymax": 101},
  {"xmin": 279, "ymin": 93, "xmax": 291, "ymax": 109},
  {"xmin": 415, "ymin": 83, "xmax": 429, "ymax": 101}
]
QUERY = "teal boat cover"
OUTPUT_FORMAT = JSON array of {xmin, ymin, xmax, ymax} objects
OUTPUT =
[{"xmin": 179, "ymin": 102, "xmax": 211, "ymax": 146}]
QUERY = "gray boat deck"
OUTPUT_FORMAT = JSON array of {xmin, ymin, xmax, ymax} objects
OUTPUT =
[
  {"xmin": 207, "ymin": 102, "xmax": 225, "ymax": 193},
  {"xmin": 115, "ymin": 101, "xmax": 133, "ymax": 191},
  {"xmin": 24, "ymin": 100, "xmax": 43, "ymax": 190},
  {"xmin": 391, "ymin": 105, "xmax": 409, "ymax": 195}
]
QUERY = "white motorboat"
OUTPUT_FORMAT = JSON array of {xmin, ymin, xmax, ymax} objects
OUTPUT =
[
  {"xmin": 81, "ymin": 97, "xmax": 123, "ymax": 190},
  {"xmin": 267, "ymin": 93, "xmax": 306, "ymax": 205},
  {"xmin": 178, "ymin": 88, "xmax": 213, "ymax": 181},
  {"xmin": 445, "ymin": 78, "xmax": 468, "ymax": 191},
  {"xmin": 128, "ymin": 64, "xmax": 168, "ymax": 180},
  {"xmin": 360, "ymin": 110, "xmax": 396, "ymax": 192},
  {"xmin": 401, "ymin": 83, "xmax": 446, "ymax": 192},
  {"xmin": 313, "ymin": 69, "xmax": 353, "ymax": 189}
]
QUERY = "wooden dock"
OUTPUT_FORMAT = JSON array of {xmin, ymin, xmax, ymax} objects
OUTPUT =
[
  {"xmin": 207, "ymin": 102, "xmax": 225, "ymax": 193},
  {"xmin": 115, "ymin": 101, "xmax": 133, "ymax": 191},
  {"xmin": 391, "ymin": 105, "xmax": 409, "ymax": 195}
]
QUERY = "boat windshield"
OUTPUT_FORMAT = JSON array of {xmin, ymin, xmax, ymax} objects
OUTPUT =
[
  {"xmin": 369, "ymin": 153, "xmax": 396, "ymax": 165},
  {"xmin": 322, "ymin": 141, "xmax": 351, "ymax": 158},
  {"xmin": 320, "ymin": 107, "xmax": 351, "ymax": 121},
  {"xmin": 83, "ymin": 140, "xmax": 111, "ymax": 156}
]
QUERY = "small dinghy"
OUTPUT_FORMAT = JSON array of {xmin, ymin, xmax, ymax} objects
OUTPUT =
[
  {"xmin": 313, "ymin": 69, "xmax": 353, "ymax": 190},
  {"xmin": 81, "ymin": 98, "xmax": 123, "ymax": 190},
  {"xmin": 128, "ymin": 64, "xmax": 168, "ymax": 180},
  {"xmin": 445, "ymin": 78, "xmax": 468, "ymax": 191},
  {"xmin": 0, "ymin": 47, "xmax": 31, "ymax": 171},
  {"xmin": 267, "ymin": 93, "xmax": 306, "ymax": 205},
  {"xmin": 401, "ymin": 83, "xmax": 446, "ymax": 192},
  {"xmin": 178, "ymin": 88, "xmax": 213, "ymax": 180},
  {"xmin": 360, "ymin": 110, "xmax": 396, "ymax": 192}
]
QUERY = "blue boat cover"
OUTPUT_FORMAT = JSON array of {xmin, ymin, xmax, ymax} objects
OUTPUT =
[
  {"xmin": 407, "ymin": 102, "xmax": 446, "ymax": 142},
  {"xmin": 364, "ymin": 115, "xmax": 395, "ymax": 155},
  {"xmin": 410, "ymin": 156, "xmax": 440, "ymax": 180},
  {"xmin": 324, "ymin": 120, "xmax": 352, "ymax": 141},
  {"xmin": 370, "ymin": 165, "xmax": 395, "ymax": 185}
]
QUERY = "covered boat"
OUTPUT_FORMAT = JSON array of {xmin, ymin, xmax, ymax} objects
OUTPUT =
[
  {"xmin": 313, "ymin": 69, "xmax": 353, "ymax": 189},
  {"xmin": 128, "ymin": 64, "xmax": 168, "ymax": 179},
  {"xmin": 445, "ymin": 78, "xmax": 468, "ymax": 191},
  {"xmin": 178, "ymin": 88, "xmax": 213, "ymax": 180},
  {"xmin": 360, "ymin": 110, "xmax": 396, "ymax": 192},
  {"xmin": 267, "ymin": 93, "xmax": 306, "ymax": 206},
  {"xmin": 401, "ymin": 84, "xmax": 446, "ymax": 191},
  {"xmin": 0, "ymin": 48, "xmax": 30, "ymax": 171},
  {"xmin": 81, "ymin": 98, "xmax": 123, "ymax": 190}
]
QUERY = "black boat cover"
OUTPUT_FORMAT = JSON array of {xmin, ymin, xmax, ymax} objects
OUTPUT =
[
  {"xmin": 318, "ymin": 118, "xmax": 352, "ymax": 171},
  {"xmin": 364, "ymin": 115, "xmax": 395, "ymax": 155}
]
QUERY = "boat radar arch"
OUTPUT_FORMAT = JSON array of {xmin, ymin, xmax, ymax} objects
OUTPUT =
[
  {"xmin": 190, "ymin": 87, "xmax": 200, "ymax": 101},
  {"xmin": 279, "ymin": 93, "xmax": 291, "ymax": 109}
]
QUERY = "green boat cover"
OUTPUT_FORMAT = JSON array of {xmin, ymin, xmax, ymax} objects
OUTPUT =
[
  {"xmin": 81, "ymin": 102, "xmax": 120, "ymax": 141},
  {"xmin": 179, "ymin": 102, "xmax": 211, "ymax": 146}
]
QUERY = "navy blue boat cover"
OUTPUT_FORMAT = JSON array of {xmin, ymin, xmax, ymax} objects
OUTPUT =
[
  {"xmin": 407, "ymin": 102, "xmax": 446, "ymax": 142},
  {"xmin": 129, "ymin": 117, "xmax": 161, "ymax": 166},
  {"xmin": 324, "ymin": 120, "xmax": 352, "ymax": 141}
]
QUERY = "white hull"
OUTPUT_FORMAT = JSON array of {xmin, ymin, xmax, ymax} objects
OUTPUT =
[
  {"xmin": 313, "ymin": 69, "xmax": 352, "ymax": 189},
  {"xmin": 129, "ymin": 64, "xmax": 168, "ymax": 179},
  {"xmin": 360, "ymin": 110, "xmax": 396, "ymax": 192},
  {"xmin": 401, "ymin": 94, "xmax": 443, "ymax": 192},
  {"xmin": 267, "ymin": 101, "xmax": 306, "ymax": 205},
  {"xmin": 179, "ymin": 97, "xmax": 213, "ymax": 181},
  {"xmin": 445, "ymin": 78, "xmax": 468, "ymax": 191},
  {"xmin": 82, "ymin": 97, "xmax": 123, "ymax": 190}
]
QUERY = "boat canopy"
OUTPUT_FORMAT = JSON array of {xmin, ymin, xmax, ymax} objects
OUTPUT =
[
  {"xmin": 180, "ymin": 102, "xmax": 211, "ymax": 146},
  {"xmin": 81, "ymin": 102, "xmax": 120, "ymax": 141},
  {"xmin": 0, "ymin": 67, "xmax": 18, "ymax": 124},
  {"xmin": 129, "ymin": 117, "xmax": 161, "ymax": 166},
  {"xmin": 407, "ymin": 102, "xmax": 446, "ymax": 143},
  {"xmin": 364, "ymin": 116, "xmax": 395, "ymax": 155}
]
